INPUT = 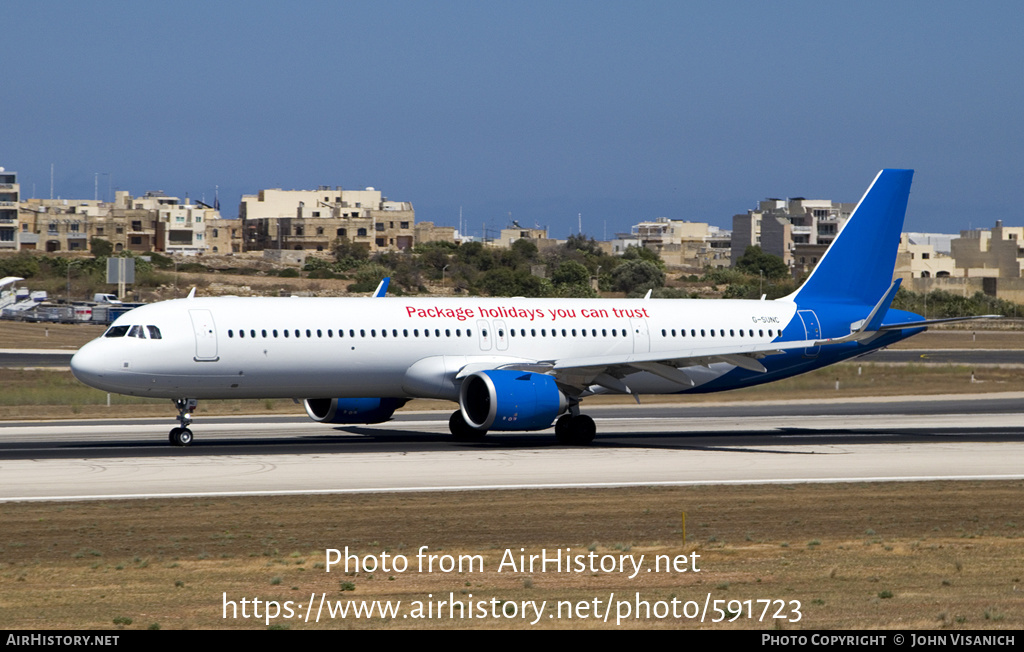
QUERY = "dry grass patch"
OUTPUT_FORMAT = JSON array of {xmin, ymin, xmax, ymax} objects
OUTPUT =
[{"xmin": 2, "ymin": 482, "xmax": 1023, "ymax": 629}]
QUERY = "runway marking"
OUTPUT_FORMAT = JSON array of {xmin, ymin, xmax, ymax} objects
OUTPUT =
[{"xmin": 6, "ymin": 474, "xmax": 1024, "ymax": 503}]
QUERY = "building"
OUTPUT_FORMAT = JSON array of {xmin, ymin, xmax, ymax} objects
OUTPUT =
[
  {"xmin": 617, "ymin": 218, "xmax": 731, "ymax": 268},
  {"xmin": 15, "ymin": 191, "xmax": 217, "ymax": 254},
  {"xmin": 0, "ymin": 169, "xmax": 20, "ymax": 250},
  {"xmin": 240, "ymin": 186, "xmax": 415, "ymax": 253},
  {"xmin": 951, "ymin": 220, "xmax": 1024, "ymax": 278},
  {"xmin": 731, "ymin": 198, "xmax": 856, "ymax": 273},
  {"xmin": 894, "ymin": 233, "xmax": 956, "ymax": 280},
  {"xmin": 497, "ymin": 223, "xmax": 548, "ymax": 247}
]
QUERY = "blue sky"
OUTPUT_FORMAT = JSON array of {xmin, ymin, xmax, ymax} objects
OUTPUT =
[{"xmin": 2, "ymin": 1, "xmax": 1021, "ymax": 238}]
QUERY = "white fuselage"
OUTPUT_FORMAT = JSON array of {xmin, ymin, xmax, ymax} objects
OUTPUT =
[{"xmin": 71, "ymin": 295, "xmax": 801, "ymax": 400}]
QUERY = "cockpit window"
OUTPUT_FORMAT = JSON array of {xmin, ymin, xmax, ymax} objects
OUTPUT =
[
  {"xmin": 104, "ymin": 325, "xmax": 129, "ymax": 338},
  {"xmin": 128, "ymin": 325, "xmax": 146, "ymax": 338},
  {"xmin": 147, "ymin": 325, "xmax": 162, "ymax": 339}
]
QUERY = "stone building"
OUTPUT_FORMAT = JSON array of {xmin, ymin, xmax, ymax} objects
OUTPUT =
[
  {"xmin": 731, "ymin": 197, "xmax": 856, "ymax": 273},
  {"xmin": 240, "ymin": 186, "xmax": 415, "ymax": 253}
]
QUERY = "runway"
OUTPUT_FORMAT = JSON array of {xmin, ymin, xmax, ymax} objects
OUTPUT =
[{"xmin": 3, "ymin": 394, "xmax": 1023, "ymax": 502}]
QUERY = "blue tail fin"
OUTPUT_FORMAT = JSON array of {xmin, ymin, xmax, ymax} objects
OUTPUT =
[{"xmin": 791, "ymin": 169, "xmax": 913, "ymax": 306}]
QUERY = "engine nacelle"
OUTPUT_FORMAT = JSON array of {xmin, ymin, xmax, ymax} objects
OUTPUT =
[
  {"xmin": 304, "ymin": 397, "xmax": 407, "ymax": 424},
  {"xmin": 459, "ymin": 370, "xmax": 566, "ymax": 431}
]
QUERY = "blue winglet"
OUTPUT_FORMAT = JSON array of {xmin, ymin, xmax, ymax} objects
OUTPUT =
[
  {"xmin": 863, "ymin": 278, "xmax": 902, "ymax": 332},
  {"xmin": 372, "ymin": 277, "xmax": 390, "ymax": 297}
]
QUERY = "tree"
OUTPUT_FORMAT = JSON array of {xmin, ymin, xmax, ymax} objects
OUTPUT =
[
  {"xmin": 551, "ymin": 260, "xmax": 590, "ymax": 287},
  {"xmin": 734, "ymin": 246, "xmax": 788, "ymax": 280},
  {"xmin": 610, "ymin": 260, "xmax": 665, "ymax": 294},
  {"xmin": 332, "ymin": 237, "xmax": 368, "ymax": 266},
  {"xmin": 621, "ymin": 245, "xmax": 664, "ymax": 269},
  {"xmin": 90, "ymin": 238, "xmax": 113, "ymax": 257}
]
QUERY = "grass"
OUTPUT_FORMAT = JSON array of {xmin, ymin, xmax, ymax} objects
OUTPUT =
[{"xmin": 2, "ymin": 482, "xmax": 1023, "ymax": 630}]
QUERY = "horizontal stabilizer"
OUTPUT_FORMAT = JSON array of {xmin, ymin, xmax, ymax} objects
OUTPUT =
[{"xmin": 879, "ymin": 315, "xmax": 1002, "ymax": 330}]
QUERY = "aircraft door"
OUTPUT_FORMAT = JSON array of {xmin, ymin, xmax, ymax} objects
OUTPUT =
[
  {"xmin": 189, "ymin": 309, "xmax": 219, "ymax": 361},
  {"xmin": 476, "ymin": 319, "xmax": 492, "ymax": 351},
  {"xmin": 797, "ymin": 310, "xmax": 821, "ymax": 357},
  {"xmin": 629, "ymin": 318, "xmax": 650, "ymax": 354},
  {"xmin": 494, "ymin": 320, "xmax": 509, "ymax": 351}
]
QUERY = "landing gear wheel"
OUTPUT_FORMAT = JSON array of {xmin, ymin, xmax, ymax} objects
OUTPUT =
[
  {"xmin": 555, "ymin": 414, "xmax": 596, "ymax": 445},
  {"xmin": 554, "ymin": 414, "xmax": 573, "ymax": 442},
  {"xmin": 449, "ymin": 410, "xmax": 487, "ymax": 441},
  {"xmin": 170, "ymin": 398, "xmax": 198, "ymax": 447},
  {"xmin": 169, "ymin": 427, "xmax": 193, "ymax": 447}
]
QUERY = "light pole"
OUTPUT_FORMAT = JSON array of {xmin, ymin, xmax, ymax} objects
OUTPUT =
[
  {"xmin": 66, "ymin": 261, "xmax": 81, "ymax": 303},
  {"xmin": 442, "ymin": 264, "xmax": 449, "ymax": 292}
]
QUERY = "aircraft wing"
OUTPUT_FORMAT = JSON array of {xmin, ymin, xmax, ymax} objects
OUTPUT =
[{"xmin": 493, "ymin": 339, "xmax": 821, "ymax": 394}]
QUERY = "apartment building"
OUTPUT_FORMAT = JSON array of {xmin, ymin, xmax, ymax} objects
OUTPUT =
[{"xmin": 240, "ymin": 186, "xmax": 415, "ymax": 253}]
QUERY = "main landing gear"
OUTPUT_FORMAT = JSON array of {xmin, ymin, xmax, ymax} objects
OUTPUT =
[
  {"xmin": 169, "ymin": 398, "xmax": 197, "ymax": 447},
  {"xmin": 554, "ymin": 413, "xmax": 596, "ymax": 445},
  {"xmin": 449, "ymin": 410, "xmax": 487, "ymax": 441},
  {"xmin": 446, "ymin": 408, "xmax": 596, "ymax": 445}
]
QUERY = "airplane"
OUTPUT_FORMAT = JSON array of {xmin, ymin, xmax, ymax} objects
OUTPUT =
[{"xmin": 70, "ymin": 169, "xmax": 992, "ymax": 446}]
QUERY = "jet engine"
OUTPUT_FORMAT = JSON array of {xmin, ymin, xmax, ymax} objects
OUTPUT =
[
  {"xmin": 304, "ymin": 397, "xmax": 408, "ymax": 424},
  {"xmin": 459, "ymin": 370, "xmax": 566, "ymax": 431}
]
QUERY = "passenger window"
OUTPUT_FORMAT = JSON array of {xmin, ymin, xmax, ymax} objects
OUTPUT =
[
  {"xmin": 446, "ymin": 329, "xmax": 452, "ymax": 337},
  {"xmin": 227, "ymin": 329, "xmax": 234, "ymax": 338},
  {"xmin": 251, "ymin": 330, "xmax": 256, "ymax": 338},
  {"xmin": 273, "ymin": 330, "xmax": 278, "ymax": 338},
  {"xmin": 317, "ymin": 329, "xmax": 322, "ymax": 338},
  {"xmin": 105, "ymin": 325, "xmax": 129, "ymax": 338},
  {"xmin": 239, "ymin": 329, "xmax": 245, "ymax": 339},
  {"xmin": 262, "ymin": 329, "xmax": 267, "ymax": 338}
]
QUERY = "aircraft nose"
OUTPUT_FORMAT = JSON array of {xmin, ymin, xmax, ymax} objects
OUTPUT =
[{"xmin": 70, "ymin": 340, "xmax": 110, "ymax": 389}]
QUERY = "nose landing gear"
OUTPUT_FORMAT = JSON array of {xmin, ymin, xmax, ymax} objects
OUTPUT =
[{"xmin": 169, "ymin": 398, "xmax": 197, "ymax": 446}]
